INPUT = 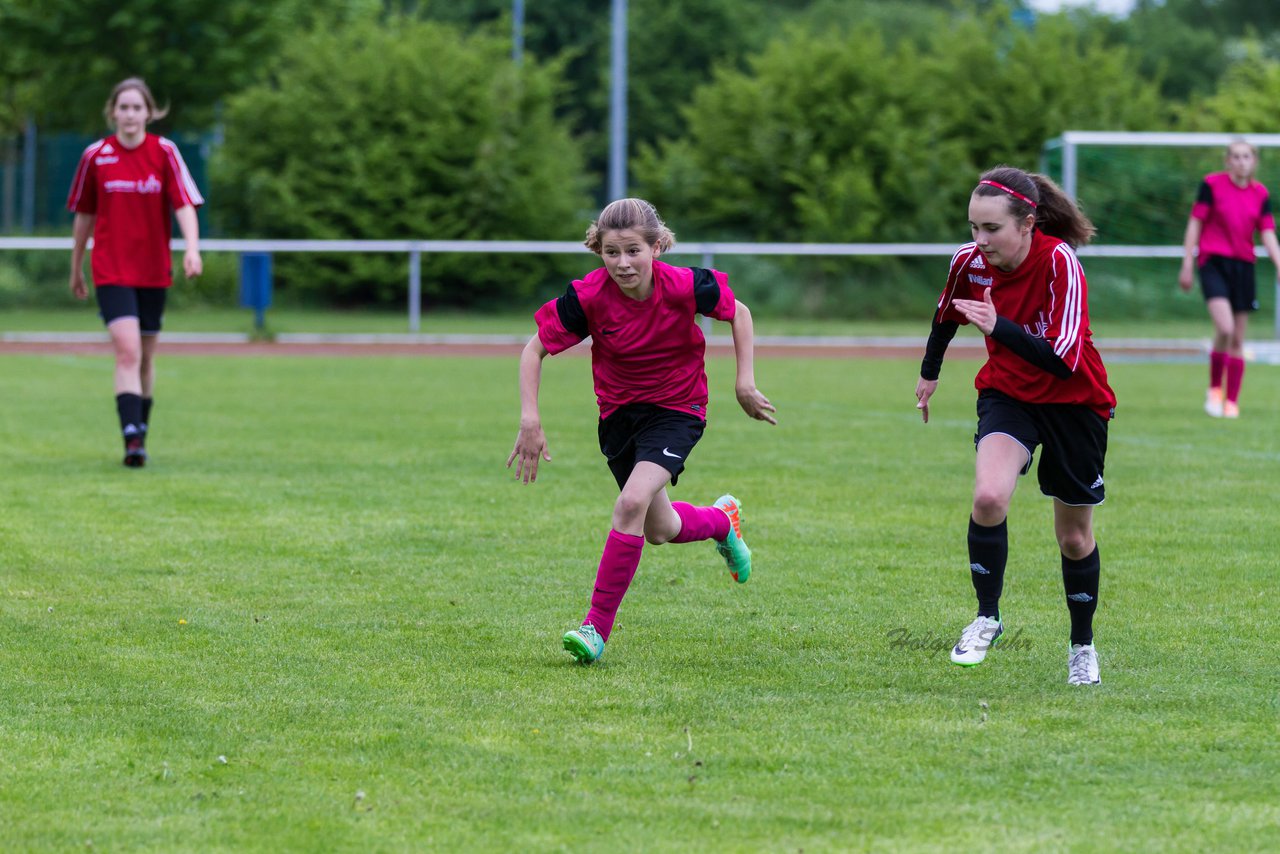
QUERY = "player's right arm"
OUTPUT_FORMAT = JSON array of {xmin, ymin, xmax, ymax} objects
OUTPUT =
[
  {"xmin": 916, "ymin": 247, "xmax": 971, "ymax": 423},
  {"xmin": 1179, "ymin": 181, "xmax": 1211, "ymax": 292},
  {"xmin": 507, "ymin": 335, "xmax": 552, "ymax": 484},
  {"xmin": 1179, "ymin": 216, "xmax": 1203, "ymax": 292},
  {"xmin": 69, "ymin": 212, "xmax": 95, "ymax": 300}
]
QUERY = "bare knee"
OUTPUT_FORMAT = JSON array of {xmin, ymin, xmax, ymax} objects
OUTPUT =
[
  {"xmin": 116, "ymin": 346, "xmax": 142, "ymax": 372},
  {"xmin": 612, "ymin": 492, "xmax": 650, "ymax": 530},
  {"xmin": 1057, "ymin": 529, "xmax": 1094, "ymax": 560},
  {"xmin": 971, "ymin": 489, "xmax": 1010, "ymax": 526}
]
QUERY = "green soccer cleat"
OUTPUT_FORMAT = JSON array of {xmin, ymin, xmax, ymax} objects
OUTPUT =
[
  {"xmin": 563, "ymin": 624, "xmax": 605, "ymax": 664},
  {"xmin": 713, "ymin": 494, "xmax": 752, "ymax": 583}
]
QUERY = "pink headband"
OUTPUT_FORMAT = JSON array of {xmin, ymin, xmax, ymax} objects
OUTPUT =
[{"xmin": 979, "ymin": 179, "xmax": 1037, "ymax": 208}]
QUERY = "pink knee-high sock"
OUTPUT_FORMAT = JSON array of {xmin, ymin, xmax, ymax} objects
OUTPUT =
[
  {"xmin": 1210, "ymin": 350, "xmax": 1227, "ymax": 390},
  {"xmin": 583, "ymin": 530, "xmax": 644, "ymax": 642},
  {"xmin": 1226, "ymin": 355, "xmax": 1245, "ymax": 404},
  {"xmin": 669, "ymin": 501, "xmax": 731, "ymax": 543}
]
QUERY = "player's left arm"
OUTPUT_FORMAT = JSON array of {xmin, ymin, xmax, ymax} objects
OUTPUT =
[
  {"xmin": 174, "ymin": 205, "xmax": 202, "ymax": 278},
  {"xmin": 728, "ymin": 300, "xmax": 776, "ymax": 425},
  {"xmin": 1259, "ymin": 227, "xmax": 1280, "ymax": 283}
]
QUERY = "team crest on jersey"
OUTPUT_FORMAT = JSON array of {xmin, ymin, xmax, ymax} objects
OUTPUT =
[{"xmin": 968, "ymin": 255, "xmax": 986, "ymax": 270}]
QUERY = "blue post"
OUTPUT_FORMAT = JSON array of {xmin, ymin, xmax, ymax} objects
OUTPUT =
[{"xmin": 239, "ymin": 252, "xmax": 273, "ymax": 332}]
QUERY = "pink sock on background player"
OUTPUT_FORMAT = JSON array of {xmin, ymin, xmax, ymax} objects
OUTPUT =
[
  {"xmin": 1225, "ymin": 355, "xmax": 1245, "ymax": 403},
  {"xmin": 583, "ymin": 529, "xmax": 644, "ymax": 642},
  {"xmin": 1210, "ymin": 350, "xmax": 1227, "ymax": 390},
  {"xmin": 669, "ymin": 501, "xmax": 731, "ymax": 543}
]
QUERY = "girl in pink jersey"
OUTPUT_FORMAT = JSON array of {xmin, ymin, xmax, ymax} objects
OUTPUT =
[
  {"xmin": 507, "ymin": 198, "xmax": 776, "ymax": 663},
  {"xmin": 915, "ymin": 166, "xmax": 1116, "ymax": 686},
  {"xmin": 1178, "ymin": 139, "xmax": 1280, "ymax": 418},
  {"xmin": 68, "ymin": 78, "xmax": 204, "ymax": 467}
]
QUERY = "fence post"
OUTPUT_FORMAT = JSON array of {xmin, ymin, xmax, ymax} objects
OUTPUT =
[{"xmin": 409, "ymin": 245, "xmax": 421, "ymax": 333}]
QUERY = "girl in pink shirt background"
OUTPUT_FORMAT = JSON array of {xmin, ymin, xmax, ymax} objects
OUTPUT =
[
  {"xmin": 507, "ymin": 198, "xmax": 776, "ymax": 663},
  {"xmin": 1178, "ymin": 139, "xmax": 1280, "ymax": 418}
]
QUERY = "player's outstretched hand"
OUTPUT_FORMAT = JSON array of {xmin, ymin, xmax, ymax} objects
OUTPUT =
[
  {"xmin": 951, "ymin": 288, "xmax": 997, "ymax": 335},
  {"xmin": 507, "ymin": 421, "xmax": 552, "ymax": 484},
  {"xmin": 915, "ymin": 377, "xmax": 938, "ymax": 423},
  {"xmin": 737, "ymin": 385, "xmax": 777, "ymax": 425}
]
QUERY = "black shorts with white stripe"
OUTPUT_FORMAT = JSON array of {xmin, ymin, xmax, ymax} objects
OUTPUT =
[{"xmin": 975, "ymin": 389, "xmax": 1109, "ymax": 506}]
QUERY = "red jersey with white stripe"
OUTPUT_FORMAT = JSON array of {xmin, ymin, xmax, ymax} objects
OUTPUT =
[
  {"xmin": 535, "ymin": 259, "xmax": 737, "ymax": 420},
  {"xmin": 1191, "ymin": 172, "xmax": 1275, "ymax": 265},
  {"xmin": 66, "ymin": 134, "xmax": 204, "ymax": 288},
  {"xmin": 935, "ymin": 230, "xmax": 1116, "ymax": 418}
]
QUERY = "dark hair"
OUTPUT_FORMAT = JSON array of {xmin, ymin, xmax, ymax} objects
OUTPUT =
[
  {"xmin": 973, "ymin": 165, "xmax": 1095, "ymax": 248},
  {"xmin": 584, "ymin": 198, "xmax": 676, "ymax": 254},
  {"xmin": 103, "ymin": 77, "xmax": 169, "ymax": 128}
]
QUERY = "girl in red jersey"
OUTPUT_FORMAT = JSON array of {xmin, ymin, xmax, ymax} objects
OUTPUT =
[
  {"xmin": 1178, "ymin": 139, "xmax": 1280, "ymax": 418},
  {"xmin": 67, "ymin": 78, "xmax": 204, "ymax": 467},
  {"xmin": 507, "ymin": 198, "xmax": 776, "ymax": 663},
  {"xmin": 914, "ymin": 166, "xmax": 1116, "ymax": 686}
]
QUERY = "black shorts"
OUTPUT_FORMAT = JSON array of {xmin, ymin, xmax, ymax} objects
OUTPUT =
[
  {"xmin": 975, "ymin": 389, "xmax": 1109, "ymax": 506},
  {"xmin": 95, "ymin": 285, "xmax": 168, "ymax": 335},
  {"xmin": 1199, "ymin": 256, "xmax": 1259, "ymax": 313},
  {"xmin": 598, "ymin": 403, "xmax": 706, "ymax": 490}
]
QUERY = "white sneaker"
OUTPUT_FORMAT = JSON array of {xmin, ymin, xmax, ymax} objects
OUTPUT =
[
  {"xmin": 1205, "ymin": 388, "xmax": 1224, "ymax": 418},
  {"xmin": 1067, "ymin": 643, "xmax": 1100, "ymax": 685},
  {"xmin": 950, "ymin": 616, "xmax": 1004, "ymax": 666}
]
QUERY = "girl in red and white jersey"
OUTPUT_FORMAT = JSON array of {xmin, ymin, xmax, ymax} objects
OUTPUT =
[
  {"xmin": 507, "ymin": 199, "xmax": 776, "ymax": 664},
  {"xmin": 1178, "ymin": 139, "xmax": 1280, "ymax": 418},
  {"xmin": 915, "ymin": 166, "xmax": 1115, "ymax": 686},
  {"xmin": 67, "ymin": 77, "xmax": 204, "ymax": 467}
]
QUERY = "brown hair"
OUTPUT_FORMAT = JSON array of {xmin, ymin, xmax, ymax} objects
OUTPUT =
[
  {"xmin": 103, "ymin": 77, "xmax": 169, "ymax": 128},
  {"xmin": 583, "ymin": 198, "xmax": 676, "ymax": 255},
  {"xmin": 973, "ymin": 165, "xmax": 1096, "ymax": 249}
]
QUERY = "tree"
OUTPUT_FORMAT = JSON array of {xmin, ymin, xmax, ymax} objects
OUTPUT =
[
  {"xmin": 1178, "ymin": 47, "xmax": 1280, "ymax": 132},
  {"xmin": 637, "ymin": 8, "xmax": 1166, "ymax": 242},
  {"xmin": 0, "ymin": 0, "xmax": 381, "ymax": 132},
  {"xmin": 211, "ymin": 16, "xmax": 590, "ymax": 307}
]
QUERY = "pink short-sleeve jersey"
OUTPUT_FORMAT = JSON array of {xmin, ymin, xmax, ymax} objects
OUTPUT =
[
  {"xmin": 1190, "ymin": 172, "xmax": 1275, "ymax": 265},
  {"xmin": 534, "ymin": 259, "xmax": 737, "ymax": 419},
  {"xmin": 67, "ymin": 133, "xmax": 204, "ymax": 288}
]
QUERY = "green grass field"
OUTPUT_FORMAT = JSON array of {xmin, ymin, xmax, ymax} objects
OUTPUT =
[
  {"xmin": 1, "ymin": 351, "xmax": 1276, "ymax": 851},
  {"xmin": 0, "ymin": 305, "xmax": 1238, "ymax": 340}
]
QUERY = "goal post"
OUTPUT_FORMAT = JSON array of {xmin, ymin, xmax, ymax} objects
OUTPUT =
[{"xmin": 1042, "ymin": 130, "xmax": 1280, "ymax": 340}]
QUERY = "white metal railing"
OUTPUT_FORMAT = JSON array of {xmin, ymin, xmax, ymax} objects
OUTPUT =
[{"xmin": 2, "ymin": 236, "xmax": 1275, "ymax": 337}]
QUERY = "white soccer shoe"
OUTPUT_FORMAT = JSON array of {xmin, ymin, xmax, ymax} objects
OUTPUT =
[
  {"xmin": 1205, "ymin": 388, "xmax": 1224, "ymax": 418},
  {"xmin": 1067, "ymin": 643, "xmax": 1101, "ymax": 685},
  {"xmin": 950, "ymin": 615, "xmax": 1004, "ymax": 666}
]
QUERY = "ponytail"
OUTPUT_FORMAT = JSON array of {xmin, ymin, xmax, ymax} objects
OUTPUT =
[{"xmin": 974, "ymin": 166, "xmax": 1095, "ymax": 248}]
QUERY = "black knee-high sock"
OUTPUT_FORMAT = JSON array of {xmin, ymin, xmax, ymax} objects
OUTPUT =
[
  {"xmin": 1062, "ymin": 545, "xmax": 1100, "ymax": 646},
  {"xmin": 141, "ymin": 397, "xmax": 153, "ymax": 433},
  {"xmin": 968, "ymin": 517, "xmax": 1008, "ymax": 619},
  {"xmin": 116, "ymin": 393, "xmax": 143, "ymax": 440}
]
